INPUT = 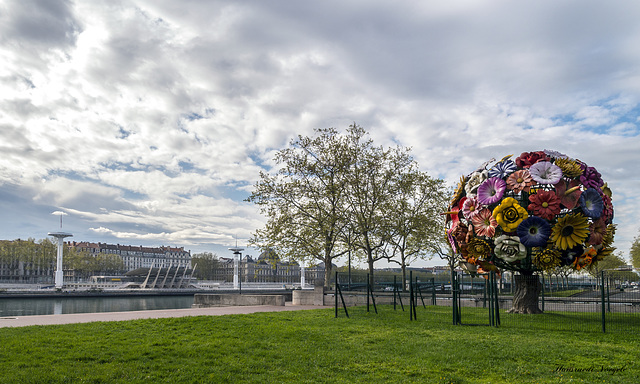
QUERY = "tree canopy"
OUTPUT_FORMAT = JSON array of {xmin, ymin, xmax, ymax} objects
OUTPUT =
[
  {"xmin": 247, "ymin": 124, "xmax": 447, "ymax": 287},
  {"xmin": 631, "ymin": 231, "xmax": 640, "ymax": 271}
]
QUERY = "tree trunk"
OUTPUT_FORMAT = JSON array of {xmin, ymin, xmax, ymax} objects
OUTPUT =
[
  {"xmin": 368, "ymin": 257, "xmax": 375, "ymax": 289},
  {"xmin": 401, "ymin": 264, "xmax": 407, "ymax": 292},
  {"xmin": 324, "ymin": 263, "xmax": 332, "ymax": 289},
  {"xmin": 508, "ymin": 274, "xmax": 543, "ymax": 314}
]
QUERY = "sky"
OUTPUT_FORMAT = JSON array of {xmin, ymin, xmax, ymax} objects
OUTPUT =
[{"xmin": 1, "ymin": 0, "xmax": 639, "ymax": 267}]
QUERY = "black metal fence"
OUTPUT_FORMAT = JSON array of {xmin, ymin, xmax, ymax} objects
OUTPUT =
[{"xmin": 332, "ymin": 270, "xmax": 640, "ymax": 333}]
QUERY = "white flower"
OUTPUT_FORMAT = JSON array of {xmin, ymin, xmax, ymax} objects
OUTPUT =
[
  {"xmin": 529, "ymin": 161, "xmax": 563, "ymax": 185},
  {"xmin": 464, "ymin": 170, "xmax": 488, "ymax": 197},
  {"xmin": 494, "ymin": 235, "xmax": 527, "ymax": 263}
]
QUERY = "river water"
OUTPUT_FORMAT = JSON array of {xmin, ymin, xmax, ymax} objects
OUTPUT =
[{"xmin": 0, "ymin": 295, "xmax": 195, "ymax": 317}]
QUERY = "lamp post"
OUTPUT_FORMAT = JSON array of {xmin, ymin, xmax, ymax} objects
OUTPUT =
[{"xmin": 229, "ymin": 246, "xmax": 244, "ymax": 294}]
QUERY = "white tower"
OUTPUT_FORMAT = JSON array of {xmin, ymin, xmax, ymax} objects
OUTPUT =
[
  {"xmin": 49, "ymin": 211, "xmax": 72, "ymax": 289},
  {"xmin": 229, "ymin": 245, "xmax": 244, "ymax": 290}
]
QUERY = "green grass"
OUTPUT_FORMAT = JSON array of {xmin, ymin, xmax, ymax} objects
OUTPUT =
[
  {"xmin": 548, "ymin": 289, "xmax": 586, "ymax": 297},
  {"xmin": 0, "ymin": 306, "xmax": 638, "ymax": 383}
]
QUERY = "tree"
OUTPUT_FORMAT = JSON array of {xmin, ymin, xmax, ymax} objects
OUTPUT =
[
  {"xmin": 248, "ymin": 124, "xmax": 445, "ymax": 289},
  {"xmin": 594, "ymin": 252, "xmax": 639, "ymax": 283},
  {"xmin": 631, "ymin": 231, "xmax": 640, "ymax": 271},
  {"xmin": 588, "ymin": 251, "xmax": 625, "ymax": 277},
  {"xmin": 65, "ymin": 247, "xmax": 125, "ymax": 279},
  {"xmin": 191, "ymin": 252, "xmax": 220, "ymax": 280},
  {"xmin": 341, "ymin": 125, "xmax": 416, "ymax": 288},
  {"xmin": 247, "ymin": 128, "xmax": 352, "ymax": 288},
  {"xmin": 382, "ymin": 170, "xmax": 448, "ymax": 290}
]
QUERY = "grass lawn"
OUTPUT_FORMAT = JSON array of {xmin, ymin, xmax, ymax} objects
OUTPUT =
[{"xmin": 0, "ymin": 306, "xmax": 637, "ymax": 383}]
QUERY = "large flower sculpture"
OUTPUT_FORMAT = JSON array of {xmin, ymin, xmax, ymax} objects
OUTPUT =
[{"xmin": 445, "ymin": 150, "xmax": 615, "ymax": 274}]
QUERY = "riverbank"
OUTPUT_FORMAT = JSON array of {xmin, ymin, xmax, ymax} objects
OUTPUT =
[
  {"xmin": 0, "ymin": 288, "xmax": 295, "ymax": 299},
  {"xmin": 0, "ymin": 302, "xmax": 328, "ymax": 328}
]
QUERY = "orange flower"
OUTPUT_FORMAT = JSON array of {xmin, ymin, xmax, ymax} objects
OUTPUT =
[{"xmin": 506, "ymin": 170, "xmax": 535, "ymax": 193}]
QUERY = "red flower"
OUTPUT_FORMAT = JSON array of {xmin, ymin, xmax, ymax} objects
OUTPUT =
[
  {"xmin": 554, "ymin": 179, "xmax": 582, "ymax": 210},
  {"xmin": 515, "ymin": 151, "xmax": 550, "ymax": 168},
  {"xmin": 588, "ymin": 217, "xmax": 607, "ymax": 246},
  {"xmin": 528, "ymin": 190, "xmax": 561, "ymax": 220}
]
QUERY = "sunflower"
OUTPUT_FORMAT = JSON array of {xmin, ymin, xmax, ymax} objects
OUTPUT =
[
  {"xmin": 551, "ymin": 213, "xmax": 590, "ymax": 250},
  {"xmin": 602, "ymin": 224, "xmax": 617, "ymax": 248},
  {"xmin": 532, "ymin": 248, "xmax": 561, "ymax": 271},
  {"xmin": 595, "ymin": 246, "xmax": 615, "ymax": 261},
  {"xmin": 450, "ymin": 175, "xmax": 467, "ymax": 207},
  {"xmin": 553, "ymin": 158, "xmax": 583, "ymax": 178}
]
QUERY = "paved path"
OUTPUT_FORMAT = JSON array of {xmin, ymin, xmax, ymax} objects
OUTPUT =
[{"xmin": 0, "ymin": 303, "xmax": 331, "ymax": 328}]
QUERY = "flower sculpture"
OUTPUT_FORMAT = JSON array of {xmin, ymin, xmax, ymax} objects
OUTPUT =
[{"xmin": 446, "ymin": 149, "xmax": 616, "ymax": 276}]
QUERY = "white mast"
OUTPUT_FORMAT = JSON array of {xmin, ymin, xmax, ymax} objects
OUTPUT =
[{"xmin": 48, "ymin": 211, "xmax": 72, "ymax": 289}]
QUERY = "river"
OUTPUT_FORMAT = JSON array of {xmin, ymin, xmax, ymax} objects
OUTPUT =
[{"xmin": 0, "ymin": 295, "xmax": 195, "ymax": 317}]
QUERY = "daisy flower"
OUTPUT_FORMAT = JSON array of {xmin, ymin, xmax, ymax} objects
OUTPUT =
[
  {"xmin": 527, "ymin": 190, "xmax": 561, "ymax": 220},
  {"xmin": 506, "ymin": 170, "xmax": 535, "ymax": 193}
]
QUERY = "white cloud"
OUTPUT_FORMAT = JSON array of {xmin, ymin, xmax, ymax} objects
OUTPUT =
[{"xmin": 0, "ymin": 0, "xmax": 639, "ymax": 261}]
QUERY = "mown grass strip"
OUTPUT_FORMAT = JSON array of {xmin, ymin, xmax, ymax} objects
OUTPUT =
[{"xmin": 0, "ymin": 306, "xmax": 637, "ymax": 383}]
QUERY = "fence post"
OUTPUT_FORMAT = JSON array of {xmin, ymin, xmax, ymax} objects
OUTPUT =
[
  {"xmin": 483, "ymin": 278, "xmax": 487, "ymax": 308},
  {"xmin": 452, "ymin": 272, "xmax": 460, "ymax": 325},
  {"xmin": 393, "ymin": 275, "xmax": 397, "ymax": 310},
  {"xmin": 541, "ymin": 274, "xmax": 545, "ymax": 312},
  {"xmin": 335, "ymin": 272, "xmax": 349, "ymax": 318},
  {"xmin": 493, "ymin": 271, "xmax": 500, "ymax": 326},
  {"xmin": 416, "ymin": 276, "xmax": 426, "ymax": 308},
  {"xmin": 489, "ymin": 273, "xmax": 494, "ymax": 326},
  {"xmin": 601, "ymin": 270, "xmax": 606, "ymax": 333},
  {"xmin": 409, "ymin": 271, "xmax": 414, "ymax": 320},
  {"xmin": 335, "ymin": 271, "xmax": 338, "ymax": 318},
  {"xmin": 606, "ymin": 274, "xmax": 611, "ymax": 313},
  {"xmin": 431, "ymin": 277, "xmax": 436, "ymax": 305}
]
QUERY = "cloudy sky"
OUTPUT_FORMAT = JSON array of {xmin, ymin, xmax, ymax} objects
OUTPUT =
[{"xmin": 1, "ymin": 0, "xmax": 639, "ymax": 265}]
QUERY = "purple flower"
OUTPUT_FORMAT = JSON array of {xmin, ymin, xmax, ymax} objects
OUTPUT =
[
  {"xmin": 529, "ymin": 161, "xmax": 563, "ymax": 185},
  {"xmin": 517, "ymin": 216, "xmax": 551, "ymax": 248},
  {"xmin": 488, "ymin": 159, "xmax": 517, "ymax": 179},
  {"xmin": 580, "ymin": 166, "xmax": 604, "ymax": 189},
  {"xmin": 477, "ymin": 177, "xmax": 506, "ymax": 205},
  {"xmin": 579, "ymin": 188, "xmax": 604, "ymax": 219}
]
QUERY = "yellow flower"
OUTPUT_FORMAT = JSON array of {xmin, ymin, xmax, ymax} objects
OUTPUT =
[
  {"xmin": 602, "ymin": 224, "xmax": 617, "ymax": 248},
  {"xmin": 450, "ymin": 175, "xmax": 467, "ymax": 208},
  {"xmin": 532, "ymin": 248, "xmax": 561, "ymax": 271},
  {"xmin": 492, "ymin": 197, "xmax": 528, "ymax": 232},
  {"xmin": 551, "ymin": 213, "xmax": 589, "ymax": 250},
  {"xmin": 466, "ymin": 237, "xmax": 492, "ymax": 260},
  {"xmin": 553, "ymin": 158, "xmax": 582, "ymax": 178}
]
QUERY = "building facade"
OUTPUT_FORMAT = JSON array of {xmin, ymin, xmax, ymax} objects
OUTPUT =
[
  {"xmin": 213, "ymin": 255, "xmax": 327, "ymax": 286},
  {"xmin": 68, "ymin": 242, "xmax": 191, "ymax": 272}
]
